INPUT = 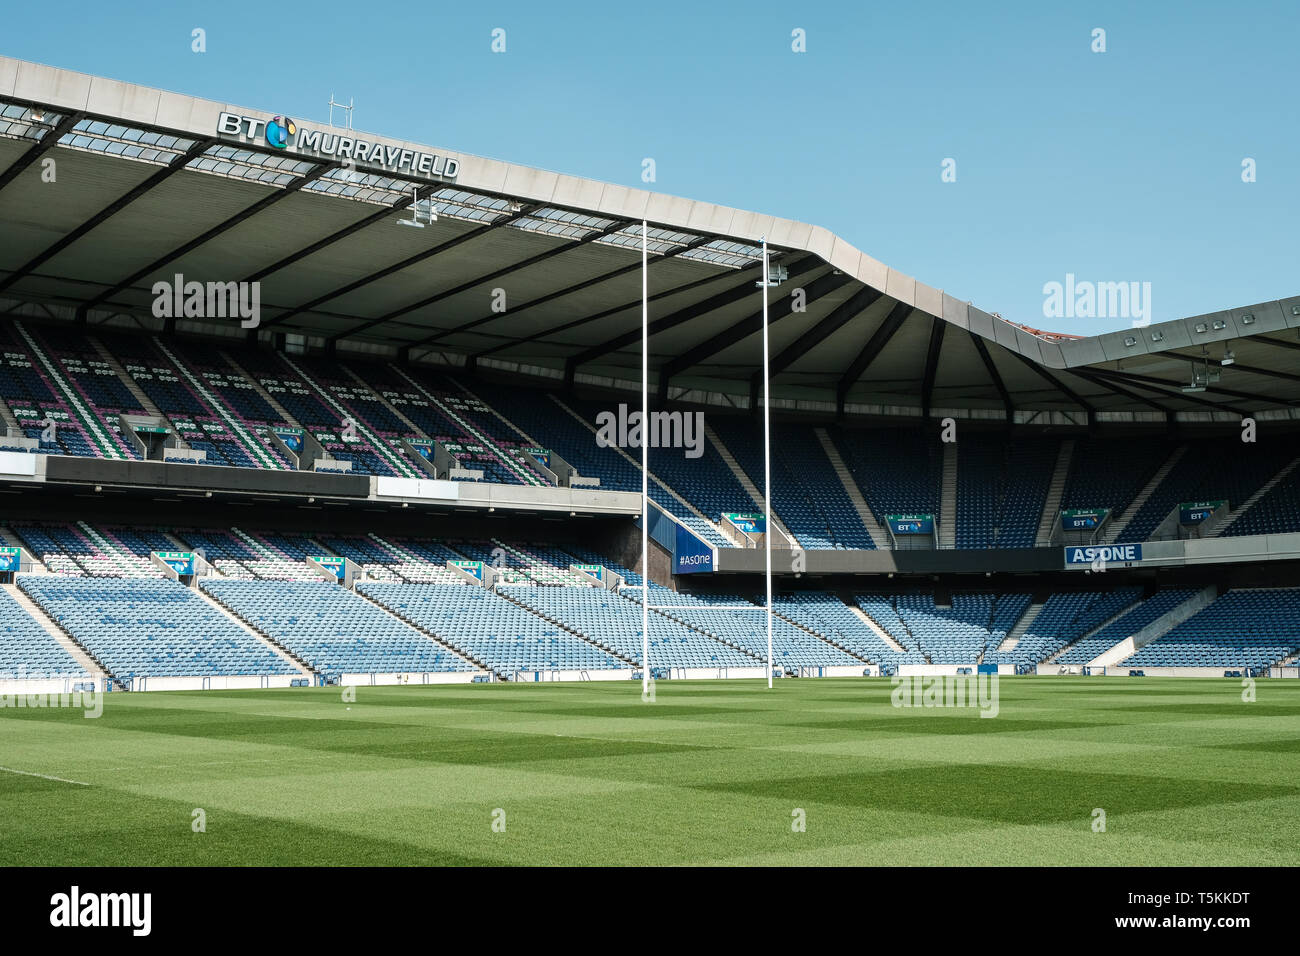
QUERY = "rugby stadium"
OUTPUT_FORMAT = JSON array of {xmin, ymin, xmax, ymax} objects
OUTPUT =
[{"xmin": 0, "ymin": 53, "xmax": 1298, "ymax": 878}]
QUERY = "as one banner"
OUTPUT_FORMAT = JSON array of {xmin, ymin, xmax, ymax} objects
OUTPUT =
[
  {"xmin": 1063, "ymin": 543, "xmax": 1143, "ymax": 569},
  {"xmin": 674, "ymin": 523, "xmax": 714, "ymax": 574}
]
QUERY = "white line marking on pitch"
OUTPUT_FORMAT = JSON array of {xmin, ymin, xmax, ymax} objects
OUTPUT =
[{"xmin": 0, "ymin": 765, "xmax": 91, "ymax": 786}]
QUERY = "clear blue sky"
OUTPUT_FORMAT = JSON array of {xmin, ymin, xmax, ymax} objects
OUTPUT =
[{"xmin": 4, "ymin": 0, "xmax": 1296, "ymax": 335}]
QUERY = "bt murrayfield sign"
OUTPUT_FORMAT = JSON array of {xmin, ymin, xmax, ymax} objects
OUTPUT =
[{"xmin": 217, "ymin": 112, "xmax": 460, "ymax": 181}]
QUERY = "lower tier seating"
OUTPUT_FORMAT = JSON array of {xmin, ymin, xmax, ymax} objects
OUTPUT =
[
  {"xmin": 201, "ymin": 578, "xmax": 477, "ymax": 678},
  {"xmin": 0, "ymin": 586, "xmax": 86, "ymax": 680},
  {"xmin": 18, "ymin": 576, "xmax": 296, "ymax": 680},
  {"xmin": 357, "ymin": 582, "xmax": 629, "ymax": 675},
  {"xmin": 1123, "ymin": 588, "xmax": 1300, "ymax": 668}
]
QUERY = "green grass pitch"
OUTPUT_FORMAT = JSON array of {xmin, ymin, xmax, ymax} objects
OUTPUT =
[{"xmin": 1, "ymin": 676, "xmax": 1297, "ymax": 866}]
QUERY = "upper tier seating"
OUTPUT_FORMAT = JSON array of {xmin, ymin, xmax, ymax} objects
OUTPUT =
[
  {"xmin": 1115, "ymin": 439, "xmax": 1297, "ymax": 543},
  {"xmin": 2, "ymin": 320, "xmax": 1298, "ymax": 546},
  {"xmin": 831, "ymin": 427, "xmax": 943, "ymax": 529},
  {"xmin": 0, "ymin": 322, "xmax": 106, "ymax": 458},
  {"xmin": 1061, "ymin": 436, "xmax": 1176, "ymax": 519},
  {"xmin": 709, "ymin": 419, "xmax": 875, "ymax": 549},
  {"xmin": 544, "ymin": 393, "xmax": 732, "ymax": 547},
  {"xmin": 402, "ymin": 367, "xmax": 552, "ymax": 485},
  {"xmin": 956, "ymin": 436, "xmax": 1057, "ymax": 549},
  {"xmin": 1222, "ymin": 463, "xmax": 1300, "ymax": 537}
]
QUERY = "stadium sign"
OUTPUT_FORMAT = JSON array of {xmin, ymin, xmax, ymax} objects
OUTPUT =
[
  {"xmin": 887, "ymin": 514, "xmax": 934, "ymax": 535},
  {"xmin": 1179, "ymin": 500, "xmax": 1227, "ymax": 525},
  {"xmin": 153, "ymin": 551, "xmax": 194, "ymax": 576},
  {"xmin": 0, "ymin": 546, "xmax": 22, "ymax": 572},
  {"xmin": 1063, "ymin": 543, "xmax": 1143, "ymax": 569},
  {"xmin": 674, "ymin": 523, "xmax": 715, "ymax": 574},
  {"xmin": 311, "ymin": 556, "xmax": 345, "ymax": 581},
  {"xmin": 273, "ymin": 427, "xmax": 304, "ymax": 453},
  {"xmin": 451, "ymin": 560, "xmax": 485, "ymax": 581},
  {"xmin": 572, "ymin": 563, "xmax": 605, "ymax": 582},
  {"xmin": 723, "ymin": 512, "xmax": 766, "ymax": 534},
  {"xmin": 217, "ymin": 113, "xmax": 460, "ymax": 181},
  {"xmin": 1061, "ymin": 507, "xmax": 1107, "ymax": 531}
]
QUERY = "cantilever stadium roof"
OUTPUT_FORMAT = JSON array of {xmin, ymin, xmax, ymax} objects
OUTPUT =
[{"xmin": 1, "ymin": 55, "xmax": 1298, "ymax": 424}]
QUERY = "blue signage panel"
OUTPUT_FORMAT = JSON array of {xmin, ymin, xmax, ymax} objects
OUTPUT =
[
  {"xmin": 1063, "ymin": 543, "xmax": 1143, "ymax": 567},
  {"xmin": 153, "ymin": 551, "xmax": 194, "ymax": 576},
  {"xmin": 312, "ymin": 555, "xmax": 346, "ymax": 581},
  {"xmin": 451, "ymin": 560, "xmax": 484, "ymax": 581},
  {"xmin": 1179, "ymin": 500, "xmax": 1226, "ymax": 526},
  {"xmin": 674, "ymin": 523, "xmax": 714, "ymax": 575},
  {"xmin": 0, "ymin": 547, "xmax": 21, "ymax": 572},
  {"xmin": 274, "ymin": 428, "xmax": 304, "ymax": 453},
  {"xmin": 887, "ymin": 514, "xmax": 934, "ymax": 535},
  {"xmin": 1061, "ymin": 508, "xmax": 1106, "ymax": 531},
  {"xmin": 572, "ymin": 563, "xmax": 605, "ymax": 582},
  {"xmin": 724, "ymin": 512, "xmax": 767, "ymax": 534}
]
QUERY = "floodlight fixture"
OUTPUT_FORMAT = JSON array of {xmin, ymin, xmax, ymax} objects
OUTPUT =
[{"xmin": 397, "ymin": 186, "xmax": 436, "ymax": 228}]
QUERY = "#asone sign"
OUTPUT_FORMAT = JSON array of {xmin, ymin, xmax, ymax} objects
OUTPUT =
[
  {"xmin": 674, "ymin": 524, "xmax": 714, "ymax": 575},
  {"xmin": 217, "ymin": 113, "xmax": 460, "ymax": 181},
  {"xmin": 1063, "ymin": 544, "xmax": 1143, "ymax": 569}
]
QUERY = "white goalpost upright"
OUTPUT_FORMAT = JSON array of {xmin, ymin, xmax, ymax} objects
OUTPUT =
[
  {"xmin": 760, "ymin": 236, "xmax": 773, "ymax": 689},
  {"xmin": 637, "ymin": 225, "xmax": 775, "ymax": 692},
  {"xmin": 640, "ymin": 219, "xmax": 651, "ymax": 699}
]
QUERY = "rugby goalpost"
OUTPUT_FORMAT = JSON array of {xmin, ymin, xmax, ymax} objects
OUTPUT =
[{"xmin": 639, "ymin": 222, "xmax": 775, "ymax": 695}]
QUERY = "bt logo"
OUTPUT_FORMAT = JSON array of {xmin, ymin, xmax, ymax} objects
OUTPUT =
[{"xmin": 265, "ymin": 116, "xmax": 297, "ymax": 150}]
